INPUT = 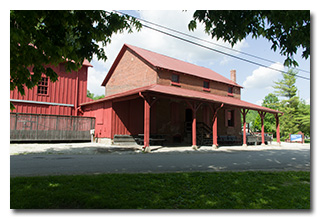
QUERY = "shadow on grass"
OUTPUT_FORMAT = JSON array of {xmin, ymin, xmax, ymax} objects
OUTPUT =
[{"xmin": 11, "ymin": 171, "xmax": 310, "ymax": 209}]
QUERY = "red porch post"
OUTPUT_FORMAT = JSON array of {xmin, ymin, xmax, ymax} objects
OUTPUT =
[
  {"xmin": 209, "ymin": 103, "xmax": 224, "ymax": 149},
  {"xmin": 192, "ymin": 109, "xmax": 197, "ymax": 148},
  {"xmin": 258, "ymin": 111, "xmax": 267, "ymax": 145},
  {"xmin": 139, "ymin": 92, "xmax": 158, "ymax": 152},
  {"xmin": 240, "ymin": 109, "xmax": 249, "ymax": 147},
  {"xmin": 186, "ymin": 101, "xmax": 202, "ymax": 149},
  {"xmin": 275, "ymin": 114, "xmax": 281, "ymax": 145},
  {"xmin": 212, "ymin": 116, "xmax": 217, "ymax": 147},
  {"xmin": 144, "ymin": 97, "xmax": 150, "ymax": 151}
]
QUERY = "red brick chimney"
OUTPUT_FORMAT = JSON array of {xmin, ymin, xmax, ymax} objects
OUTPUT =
[{"xmin": 230, "ymin": 70, "xmax": 236, "ymax": 83}]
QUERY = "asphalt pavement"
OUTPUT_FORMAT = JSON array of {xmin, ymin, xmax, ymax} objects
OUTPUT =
[{"xmin": 10, "ymin": 143, "xmax": 310, "ymax": 176}]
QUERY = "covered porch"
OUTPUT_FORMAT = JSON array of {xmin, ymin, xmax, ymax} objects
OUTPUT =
[
  {"xmin": 137, "ymin": 84, "xmax": 282, "ymax": 152},
  {"xmin": 81, "ymin": 84, "xmax": 282, "ymax": 150}
]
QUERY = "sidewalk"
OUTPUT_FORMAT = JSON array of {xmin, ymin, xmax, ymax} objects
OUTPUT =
[{"xmin": 10, "ymin": 141, "xmax": 310, "ymax": 155}]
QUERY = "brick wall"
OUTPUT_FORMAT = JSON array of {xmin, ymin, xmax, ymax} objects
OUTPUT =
[
  {"xmin": 157, "ymin": 69, "xmax": 241, "ymax": 99},
  {"xmin": 105, "ymin": 49, "xmax": 157, "ymax": 96}
]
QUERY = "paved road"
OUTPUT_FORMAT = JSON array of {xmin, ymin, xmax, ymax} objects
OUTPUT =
[{"xmin": 10, "ymin": 148, "xmax": 310, "ymax": 177}]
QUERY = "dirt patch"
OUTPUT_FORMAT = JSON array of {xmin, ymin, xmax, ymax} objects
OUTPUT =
[{"xmin": 95, "ymin": 147, "xmax": 140, "ymax": 154}]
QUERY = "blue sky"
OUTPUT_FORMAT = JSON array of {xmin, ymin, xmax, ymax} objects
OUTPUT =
[{"xmin": 87, "ymin": 10, "xmax": 310, "ymax": 106}]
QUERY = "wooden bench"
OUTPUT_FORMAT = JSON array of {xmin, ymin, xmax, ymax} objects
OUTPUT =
[{"xmin": 135, "ymin": 134, "xmax": 166, "ymax": 146}]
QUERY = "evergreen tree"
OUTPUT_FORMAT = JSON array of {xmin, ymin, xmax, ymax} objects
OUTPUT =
[
  {"xmin": 273, "ymin": 69, "xmax": 301, "ymax": 138},
  {"xmin": 296, "ymin": 100, "xmax": 310, "ymax": 136}
]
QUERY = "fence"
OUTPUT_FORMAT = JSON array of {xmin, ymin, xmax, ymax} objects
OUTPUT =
[{"xmin": 10, "ymin": 113, "xmax": 95, "ymax": 142}]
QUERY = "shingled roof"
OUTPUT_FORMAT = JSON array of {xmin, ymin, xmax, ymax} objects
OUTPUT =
[
  {"xmin": 101, "ymin": 44, "xmax": 242, "ymax": 87},
  {"xmin": 81, "ymin": 84, "xmax": 282, "ymax": 114}
]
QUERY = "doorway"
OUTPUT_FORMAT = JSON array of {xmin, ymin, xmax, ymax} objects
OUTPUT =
[{"xmin": 185, "ymin": 108, "xmax": 193, "ymax": 133}]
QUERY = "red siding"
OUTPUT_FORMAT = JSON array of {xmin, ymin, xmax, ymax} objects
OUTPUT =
[
  {"xmin": 82, "ymin": 101, "xmax": 112, "ymax": 138},
  {"xmin": 111, "ymin": 98, "xmax": 144, "ymax": 138},
  {"xmin": 10, "ymin": 64, "xmax": 89, "ymax": 116},
  {"xmin": 112, "ymin": 99, "xmax": 143, "ymax": 135}
]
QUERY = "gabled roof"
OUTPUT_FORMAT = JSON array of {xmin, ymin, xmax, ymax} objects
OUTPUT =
[
  {"xmin": 82, "ymin": 59, "xmax": 93, "ymax": 67},
  {"xmin": 81, "ymin": 84, "xmax": 282, "ymax": 114},
  {"xmin": 101, "ymin": 44, "xmax": 242, "ymax": 87}
]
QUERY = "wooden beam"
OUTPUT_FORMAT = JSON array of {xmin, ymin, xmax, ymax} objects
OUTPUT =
[
  {"xmin": 258, "ymin": 111, "xmax": 267, "ymax": 145},
  {"xmin": 185, "ymin": 101, "xmax": 202, "ymax": 149},
  {"xmin": 143, "ymin": 96, "xmax": 151, "ymax": 152},
  {"xmin": 274, "ymin": 113, "xmax": 283, "ymax": 145},
  {"xmin": 240, "ymin": 109, "xmax": 249, "ymax": 146},
  {"xmin": 209, "ymin": 103, "xmax": 224, "ymax": 148}
]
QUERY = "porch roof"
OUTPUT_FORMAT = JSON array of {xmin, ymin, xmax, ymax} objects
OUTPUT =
[{"xmin": 81, "ymin": 84, "xmax": 282, "ymax": 114}]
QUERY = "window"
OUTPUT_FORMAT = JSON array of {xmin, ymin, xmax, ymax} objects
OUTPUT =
[
  {"xmin": 171, "ymin": 74, "xmax": 180, "ymax": 86},
  {"xmin": 228, "ymin": 86, "xmax": 233, "ymax": 96},
  {"xmin": 226, "ymin": 110, "xmax": 235, "ymax": 127},
  {"xmin": 203, "ymin": 81, "xmax": 210, "ymax": 91},
  {"xmin": 37, "ymin": 77, "xmax": 48, "ymax": 95}
]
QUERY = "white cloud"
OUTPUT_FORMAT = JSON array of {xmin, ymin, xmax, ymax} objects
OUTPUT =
[
  {"xmin": 305, "ymin": 98, "xmax": 310, "ymax": 105},
  {"xmin": 87, "ymin": 66, "xmax": 106, "ymax": 96},
  {"xmin": 242, "ymin": 62, "xmax": 284, "ymax": 89},
  {"xmin": 87, "ymin": 10, "xmax": 248, "ymax": 95},
  {"xmin": 255, "ymin": 99, "xmax": 263, "ymax": 106}
]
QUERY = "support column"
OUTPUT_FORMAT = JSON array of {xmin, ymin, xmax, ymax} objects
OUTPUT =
[
  {"xmin": 240, "ymin": 109, "xmax": 249, "ymax": 147},
  {"xmin": 258, "ymin": 111, "xmax": 267, "ymax": 145},
  {"xmin": 186, "ymin": 101, "xmax": 202, "ymax": 150},
  {"xmin": 275, "ymin": 114, "xmax": 281, "ymax": 145},
  {"xmin": 192, "ymin": 109, "xmax": 197, "ymax": 149},
  {"xmin": 139, "ymin": 92, "xmax": 158, "ymax": 152},
  {"xmin": 209, "ymin": 103, "xmax": 224, "ymax": 149},
  {"xmin": 144, "ymin": 98, "xmax": 151, "ymax": 152},
  {"xmin": 212, "ymin": 116, "xmax": 218, "ymax": 147}
]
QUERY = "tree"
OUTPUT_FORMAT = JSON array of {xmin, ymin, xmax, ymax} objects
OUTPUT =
[
  {"xmin": 296, "ymin": 100, "xmax": 310, "ymax": 136},
  {"xmin": 245, "ymin": 110, "xmax": 259, "ymax": 132},
  {"xmin": 188, "ymin": 10, "xmax": 310, "ymax": 67},
  {"xmin": 273, "ymin": 69, "xmax": 302, "ymax": 138},
  {"xmin": 10, "ymin": 10, "xmax": 141, "ymax": 109},
  {"xmin": 87, "ymin": 90, "xmax": 104, "ymax": 100},
  {"xmin": 253, "ymin": 93, "xmax": 279, "ymax": 136}
]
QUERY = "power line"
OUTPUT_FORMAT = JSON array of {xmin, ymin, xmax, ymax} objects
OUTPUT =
[
  {"xmin": 141, "ymin": 24, "xmax": 310, "ymax": 80},
  {"xmin": 114, "ymin": 10, "xmax": 310, "ymax": 74},
  {"xmin": 107, "ymin": 11, "xmax": 310, "ymax": 81}
]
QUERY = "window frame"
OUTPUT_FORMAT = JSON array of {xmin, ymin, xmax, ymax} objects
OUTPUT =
[
  {"xmin": 225, "ymin": 109, "xmax": 235, "ymax": 127},
  {"xmin": 171, "ymin": 73, "xmax": 181, "ymax": 86},
  {"xmin": 228, "ymin": 86, "xmax": 234, "ymax": 97},
  {"xmin": 37, "ymin": 77, "xmax": 49, "ymax": 96},
  {"xmin": 203, "ymin": 80, "xmax": 210, "ymax": 92}
]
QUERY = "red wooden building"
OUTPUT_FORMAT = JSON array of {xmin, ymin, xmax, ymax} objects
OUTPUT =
[
  {"xmin": 80, "ymin": 44, "xmax": 282, "ymax": 151},
  {"xmin": 10, "ymin": 59, "xmax": 93, "ymax": 116},
  {"xmin": 10, "ymin": 60, "xmax": 95, "ymax": 142}
]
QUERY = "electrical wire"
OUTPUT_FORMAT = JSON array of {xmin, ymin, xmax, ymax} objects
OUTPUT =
[
  {"xmin": 107, "ymin": 11, "xmax": 310, "ymax": 81},
  {"xmin": 114, "ymin": 10, "xmax": 310, "ymax": 75}
]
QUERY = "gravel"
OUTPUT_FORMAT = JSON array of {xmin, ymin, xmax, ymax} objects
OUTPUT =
[{"xmin": 10, "ymin": 141, "xmax": 310, "ymax": 155}]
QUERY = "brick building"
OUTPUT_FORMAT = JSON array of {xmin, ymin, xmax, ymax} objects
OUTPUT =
[{"xmin": 81, "ymin": 44, "xmax": 282, "ymax": 151}]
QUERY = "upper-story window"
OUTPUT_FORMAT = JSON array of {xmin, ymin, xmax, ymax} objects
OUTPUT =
[
  {"xmin": 171, "ymin": 74, "xmax": 180, "ymax": 86},
  {"xmin": 228, "ymin": 86, "xmax": 234, "ymax": 96},
  {"xmin": 203, "ymin": 80, "xmax": 210, "ymax": 92},
  {"xmin": 37, "ymin": 77, "xmax": 48, "ymax": 95}
]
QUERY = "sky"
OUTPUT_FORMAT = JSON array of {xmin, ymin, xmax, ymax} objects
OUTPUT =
[{"xmin": 87, "ymin": 10, "xmax": 311, "ymax": 106}]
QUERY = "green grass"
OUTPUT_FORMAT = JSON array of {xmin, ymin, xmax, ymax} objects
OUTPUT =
[{"xmin": 11, "ymin": 171, "xmax": 310, "ymax": 209}]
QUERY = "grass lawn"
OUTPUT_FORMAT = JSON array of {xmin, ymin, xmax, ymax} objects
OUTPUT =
[{"xmin": 11, "ymin": 171, "xmax": 310, "ymax": 209}]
